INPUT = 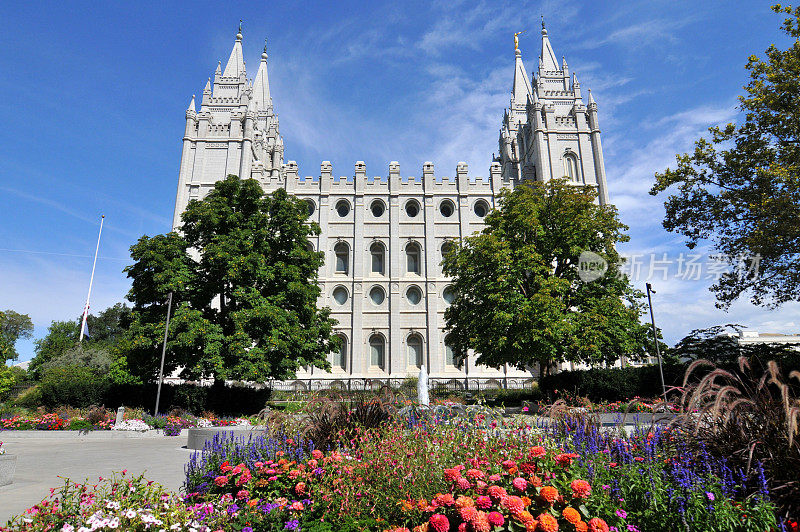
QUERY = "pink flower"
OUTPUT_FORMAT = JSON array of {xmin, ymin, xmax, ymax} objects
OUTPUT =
[
  {"xmin": 487, "ymin": 511, "xmax": 505, "ymax": 526},
  {"xmin": 502, "ymin": 495, "xmax": 524, "ymax": 514},
  {"xmin": 311, "ymin": 449, "xmax": 323, "ymax": 460},
  {"xmin": 295, "ymin": 482, "xmax": 306, "ymax": 496},
  {"xmin": 429, "ymin": 514, "xmax": 450, "ymax": 532},
  {"xmin": 512, "ymin": 477, "xmax": 528, "ymax": 492},
  {"xmin": 457, "ymin": 477, "xmax": 472, "ymax": 490},
  {"xmin": 213, "ymin": 476, "xmax": 228, "ymax": 487},
  {"xmin": 488, "ymin": 474, "xmax": 502, "ymax": 482},
  {"xmin": 487, "ymin": 485, "xmax": 507, "ymax": 501},
  {"xmin": 465, "ymin": 468, "xmax": 485, "ymax": 480},
  {"xmin": 459, "ymin": 506, "xmax": 479, "ymax": 523},
  {"xmin": 235, "ymin": 489, "xmax": 249, "ymax": 500},
  {"xmin": 290, "ymin": 501, "xmax": 304, "ymax": 511},
  {"xmin": 476, "ymin": 495, "xmax": 492, "ymax": 509},
  {"xmin": 445, "ymin": 468, "xmax": 462, "ymax": 482},
  {"xmin": 571, "ymin": 479, "xmax": 592, "ymax": 499}
]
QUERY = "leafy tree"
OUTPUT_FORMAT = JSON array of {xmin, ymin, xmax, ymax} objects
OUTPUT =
[
  {"xmin": 29, "ymin": 304, "xmax": 131, "ymax": 380},
  {"xmin": 651, "ymin": 5, "xmax": 800, "ymax": 309},
  {"xmin": 0, "ymin": 309, "xmax": 34, "ymax": 362},
  {"xmin": 122, "ymin": 175, "xmax": 338, "ymax": 383},
  {"xmin": 672, "ymin": 323, "xmax": 799, "ymax": 368},
  {"xmin": 442, "ymin": 179, "xmax": 655, "ymax": 376}
]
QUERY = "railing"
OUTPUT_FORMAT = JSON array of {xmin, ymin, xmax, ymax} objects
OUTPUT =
[{"xmin": 267, "ymin": 377, "xmax": 536, "ymax": 394}]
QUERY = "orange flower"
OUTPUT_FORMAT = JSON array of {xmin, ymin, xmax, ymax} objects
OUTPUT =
[
  {"xmin": 515, "ymin": 510, "xmax": 535, "ymax": 524},
  {"xmin": 562, "ymin": 507, "xmax": 581, "ymax": 525},
  {"xmin": 412, "ymin": 524, "xmax": 429, "ymax": 532},
  {"xmin": 400, "ymin": 499, "xmax": 415, "ymax": 512},
  {"xmin": 537, "ymin": 512, "xmax": 559, "ymax": 532},
  {"xmin": 455, "ymin": 496, "xmax": 475, "ymax": 509},
  {"xmin": 539, "ymin": 486, "xmax": 559, "ymax": 505},
  {"xmin": 587, "ymin": 518, "xmax": 609, "ymax": 532},
  {"xmin": 521, "ymin": 496, "xmax": 532, "ymax": 507},
  {"xmin": 576, "ymin": 521, "xmax": 588, "ymax": 532},
  {"xmin": 528, "ymin": 446, "xmax": 546, "ymax": 459}
]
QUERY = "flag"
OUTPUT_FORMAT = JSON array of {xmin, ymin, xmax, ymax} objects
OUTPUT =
[{"xmin": 81, "ymin": 319, "xmax": 90, "ymax": 339}]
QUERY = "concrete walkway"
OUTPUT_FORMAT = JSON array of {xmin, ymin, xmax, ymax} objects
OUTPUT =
[{"xmin": 0, "ymin": 434, "xmax": 195, "ymax": 525}]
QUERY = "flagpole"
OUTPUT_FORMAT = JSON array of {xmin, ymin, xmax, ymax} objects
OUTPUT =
[{"xmin": 80, "ymin": 215, "xmax": 104, "ymax": 343}]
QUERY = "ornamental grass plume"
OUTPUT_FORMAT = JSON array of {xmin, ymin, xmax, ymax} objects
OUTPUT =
[{"xmin": 672, "ymin": 356, "xmax": 800, "ymax": 519}]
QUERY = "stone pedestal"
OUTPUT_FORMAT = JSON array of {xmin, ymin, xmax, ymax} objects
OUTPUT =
[{"xmin": 0, "ymin": 455, "xmax": 17, "ymax": 487}]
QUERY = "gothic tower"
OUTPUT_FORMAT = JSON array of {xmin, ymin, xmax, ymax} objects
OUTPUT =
[
  {"xmin": 173, "ymin": 25, "xmax": 284, "ymax": 229},
  {"xmin": 497, "ymin": 22, "xmax": 610, "ymax": 205}
]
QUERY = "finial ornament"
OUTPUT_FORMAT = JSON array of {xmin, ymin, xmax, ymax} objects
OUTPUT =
[
  {"xmin": 239, "ymin": 19, "xmax": 243, "ymax": 33},
  {"xmin": 264, "ymin": 38, "xmax": 268, "ymax": 53},
  {"xmin": 514, "ymin": 30, "xmax": 525, "ymax": 51},
  {"xmin": 541, "ymin": 15, "xmax": 545, "ymax": 29}
]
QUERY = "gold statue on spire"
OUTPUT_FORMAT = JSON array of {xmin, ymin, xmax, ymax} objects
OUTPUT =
[{"xmin": 514, "ymin": 30, "xmax": 526, "ymax": 51}]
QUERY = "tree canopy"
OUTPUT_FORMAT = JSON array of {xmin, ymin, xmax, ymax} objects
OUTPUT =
[
  {"xmin": 121, "ymin": 175, "xmax": 338, "ymax": 383},
  {"xmin": 671, "ymin": 323, "xmax": 799, "ymax": 368},
  {"xmin": 442, "ymin": 179, "xmax": 655, "ymax": 375},
  {"xmin": 651, "ymin": 5, "xmax": 800, "ymax": 309},
  {"xmin": 0, "ymin": 309, "xmax": 34, "ymax": 362}
]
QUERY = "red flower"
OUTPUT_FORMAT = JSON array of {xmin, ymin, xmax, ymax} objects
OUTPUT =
[
  {"xmin": 213, "ymin": 475, "xmax": 228, "ymax": 487},
  {"xmin": 488, "ymin": 511, "xmax": 505, "ymax": 526},
  {"xmin": 528, "ymin": 446, "xmax": 546, "ymax": 459},
  {"xmin": 570, "ymin": 479, "xmax": 591, "ymax": 499}
]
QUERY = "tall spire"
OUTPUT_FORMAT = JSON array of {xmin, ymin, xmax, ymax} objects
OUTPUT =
[
  {"xmin": 252, "ymin": 38, "xmax": 272, "ymax": 110},
  {"xmin": 512, "ymin": 45, "xmax": 532, "ymax": 108},
  {"xmin": 223, "ymin": 21, "xmax": 246, "ymax": 78},
  {"xmin": 187, "ymin": 94, "xmax": 196, "ymax": 113},
  {"xmin": 540, "ymin": 20, "xmax": 559, "ymax": 72}
]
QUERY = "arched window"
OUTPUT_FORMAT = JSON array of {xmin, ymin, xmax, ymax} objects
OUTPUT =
[
  {"xmin": 406, "ymin": 242, "xmax": 421, "ymax": 275},
  {"xmin": 370, "ymin": 200, "xmax": 386, "ymax": 218},
  {"xmin": 334, "ymin": 242, "xmax": 349, "ymax": 274},
  {"xmin": 331, "ymin": 335, "xmax": 347, "ymax": 370},
  {"xmin": 332, "ymin": 286, "xmax": 349, "ymax": 305},
  {"xmin": 407, "ymin": 335, "xmax": 423, "ymax": 367},
  {"xmin": 335, "ymin": 199, "xmax": 350, "ymax": 217},
  {"xmin": 406, "ymin": 285, "xmax": 422, "ymax": 305},
  {"xmin": 369, "ymin": 334, "xmax": 385, "ymax": 369},
  {"xmin": 369, "ymin": 285, "xmax": 386, "ymax": 305},
  {"xmin": 444, "ymin": 335, "xmax": 462, "ymax": 369},
  {"xmin": 405, "ymin": 199, "xmax": 420, "ymax": 218},
  {"xmin": 441, "ymin": 241, "xmax": 455, "ymax": 259},
  {"xmin": 370, "ymin": 242, "xmax": 385, "ymax": 275},
  {"xmin": 564, "ymin": 154, "xmax": 579, "ymax": 182},
  {"xmin": 442, "ymin": 286, "xmax": 455, "ymax": 305},
  {"xmin": 439, "ymin": 199, "xmax": 455, "ymax": 217},
  {"xmin": 473, "ymin": 200, "xmax": 489, "ymax": 218},
  {"xmin": 305, "ymin": 199, "xmax": 316, "ymax": 217}
]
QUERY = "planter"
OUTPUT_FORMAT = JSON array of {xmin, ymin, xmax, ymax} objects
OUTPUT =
[{"xmin": 0, "ymin": 454, "xmax": 17, "ymax": 486}]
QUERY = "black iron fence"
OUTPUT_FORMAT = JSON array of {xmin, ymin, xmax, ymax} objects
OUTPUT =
[{"xmin": 267, "ymin": 377, "xmax": 536, "ymax": 394}]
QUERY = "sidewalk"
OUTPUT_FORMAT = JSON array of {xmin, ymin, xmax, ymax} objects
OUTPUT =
[{"xmin": 0, "ymin": 434, "xmax": 194, "ymax": 525}]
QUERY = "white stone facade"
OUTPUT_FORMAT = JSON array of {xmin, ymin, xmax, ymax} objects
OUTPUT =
[{"xmin": 173, "ymin": 25, "xmax": 610, "ymax": 382}]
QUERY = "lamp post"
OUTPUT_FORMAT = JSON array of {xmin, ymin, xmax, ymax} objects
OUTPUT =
[
  {"xmin": 645, "ymin": 282, "xmax": 667, "ymax": 401},
  {"xmin": 154, "ymin": 291, "xmax": 173, "ymax": 416}
]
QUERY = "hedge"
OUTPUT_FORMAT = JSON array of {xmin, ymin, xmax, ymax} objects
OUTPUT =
[{"xmin": 538, "ymin": 364, "xmax": 687, "ymax": 402}]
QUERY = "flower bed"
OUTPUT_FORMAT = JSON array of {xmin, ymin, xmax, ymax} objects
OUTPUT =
[{"xmin": 5, "ymin": 408, "xmax": 787, "ymax": 531}]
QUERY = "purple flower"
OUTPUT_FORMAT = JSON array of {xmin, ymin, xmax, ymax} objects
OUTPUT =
[
  {"xmin": 616, "ymin": 509, "xmax": 627, "ymax": 519},
  {"xmin": 242, "ymin": 528, "xmax": 253, "ymax": 532},
  {"xmin": 705, "ymin": 491, "xmax": 715, "ymax": 501},
  {"xmin": 284, "ymin": 519, "xmax": 300, "ymax": 531},
  {"xmin": 627, "ymin": 526, "xmax": 640, "ymax": 532}
]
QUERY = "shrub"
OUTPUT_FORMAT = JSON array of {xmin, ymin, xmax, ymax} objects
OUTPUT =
[
  {"xmin": 38, "ymin": 366, "xmax": 109, "ymax": 408},
  {"xmin": 672, "ymin": 357, "xmax": 800, "ymax": 520},
  {"xmin": 539, "ymin": 363, "xmax": 687, "ymax": 402}
]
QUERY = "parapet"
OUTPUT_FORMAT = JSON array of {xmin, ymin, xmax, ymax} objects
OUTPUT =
[{"xmin": 283, "ymin": 161, "xmax": 506, "ymax": 195}]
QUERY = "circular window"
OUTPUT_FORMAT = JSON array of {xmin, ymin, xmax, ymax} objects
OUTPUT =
[
  {"xmin": 332, "ymin": 286, "xmax": 349, "ymax": 305},
  {"xmin": 473, "ymin": 200, "xmax": 489, "ymax": 218},
  {"xmin": 336, "ymin": 200, "xmax": 350, "ymax": 217},
  {"xmin": 439, "ymin": 199, "xmax": 455, "ymax": 217},
  {"xmin": 441, "ymin": 241, "xmax": 455, "ymax": 258},
  {"xmin": 405, "ymin": 200, "xmax": 420, "ymax": 218},
  {"xmin": 305, "ymin": 199, "xmax": 316, "ymax": 217},
  {"xmin": 370, "ymin": 200, "xmax": 385, "ymax": 218},
  {"xmin": 369, "ymin": 286, "xmax": 385, "ymax": 305},
  {"xmin": 443, "ymin": 286, "xmax": 455, "ymax": 304},
  {"xmin": 406, "ymin": 286, "xmax": 422, "ymax": 305}
]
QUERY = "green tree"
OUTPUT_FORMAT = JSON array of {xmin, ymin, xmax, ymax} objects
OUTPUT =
[
  {"xmin": 122, "ymin": 175, "xmax": 338, "ymax": 383},
  {"xmin": 442, "ymin": 179, "xmax": 654, "ymax": 375},
  {"xmin": 0, "ymin": 309, "xmax": 34, "ymax": 362},
  {"xmin": 29, "ymin": 304, "xmax": 132, "ymax": 380},
  {"xmin": 672, "ymin": 323, "xmax": 799, "ymax": 368},
  {"xmin": 651, "ymin": 5, "xmax": 800, "ymax": 309}
]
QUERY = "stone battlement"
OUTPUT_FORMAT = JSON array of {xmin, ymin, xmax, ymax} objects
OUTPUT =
[{"xmin": 258, "ymin": 161, "xmax": 507, "ymax": 194}]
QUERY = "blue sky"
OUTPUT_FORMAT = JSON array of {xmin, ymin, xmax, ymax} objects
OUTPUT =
[{"xmin": 1, "ymin": 0, "xmax": 798, "ymax": 362}]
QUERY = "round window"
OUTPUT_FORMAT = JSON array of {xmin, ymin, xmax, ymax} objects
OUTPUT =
[
  {"xmin": 405, "ymin": 200, "xmax": 420, "ymax": 218},
  {"xmin": 336, "ymin": 200, "xmax": 350, "ymax": 217},
  {"xmin": 443, "ymin": 286, "xmax": 455, "ymax": 304},
  {"xmin": 473, "ymin": 200, "xmax": 488, "ymax": 218},
  {"xmin": 305, "ymin": 199, "xmax": 316, "ymax": 217},
  {"xmin": 332, "ymin": 286, "xmax": 348, "ymax": 305},
  {"xmin": 439, "ymin": 200, "xmax": 455, "ymax": 217},
  {"xmin": 371, "ymin": 200, "xmax": 385, "ymax": 218},
  {"xmin": 369, "ymin": 286, "xmax": 385, "ymax": 305},
  {"xmin": 441, "ymin": 241, "xmax": 455, "ymax": 257},
  {"xmin": 406, "ymin": 286, "xmax": 422, "ymax": 305}
]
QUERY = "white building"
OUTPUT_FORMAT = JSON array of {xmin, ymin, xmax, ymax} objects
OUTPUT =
[{"xmin": 172, "ymin": 24, "xmax": 611, "ymax": 386}]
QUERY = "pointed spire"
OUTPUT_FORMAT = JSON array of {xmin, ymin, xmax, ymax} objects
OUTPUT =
[
  {"xmin": 215, "ymin": 61, "xmax": 222, "ymax": 75},
  {"xmin": 512, "ymin": 44, "xmax": 532, "ymax": 108},
  {"xmin": 587, "ymin": 89, "xmax": 596, "ymax": 106},
  {"xmin": 252, "ymin": 38, "xmax": 272, "ymax": 110},
  {"xmin": 223, "ymin": 21, "xmax": 246, "ymax": 78},
  {"xmin": 204, "ymin": 78, "xmax": 211, "ymax": 92},
  {"xmin": 187, "ymin": 94, "xmax": 196, "ymax": 113},
  {"xmin": 540, "ymin": 21, "xmax": 559, "ymax": 72}
]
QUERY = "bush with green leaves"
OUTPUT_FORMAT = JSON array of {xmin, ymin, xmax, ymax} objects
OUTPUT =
[{"xmin": 38, "ymin": 366, "xmax": 109, "ymax": 408}]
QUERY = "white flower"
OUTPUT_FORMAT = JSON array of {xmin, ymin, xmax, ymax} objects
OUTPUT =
[
  {"xmin": 125, "ymin": 509, "xmax": 137, "ymax": 519},
  {"xmin": 61, "ymin": 525, "xmax": 75, "ymax": 532},
  {"xmin": 108, "ymin": 517, "xmax": 119, "ymax": 529},
  {"xmin": 105, "ymin": 501, "xmax": 120, "ymax": 510},
  {"xmin": 112, "ymin": 419, "xmax": 151, "ymax": 431}
]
